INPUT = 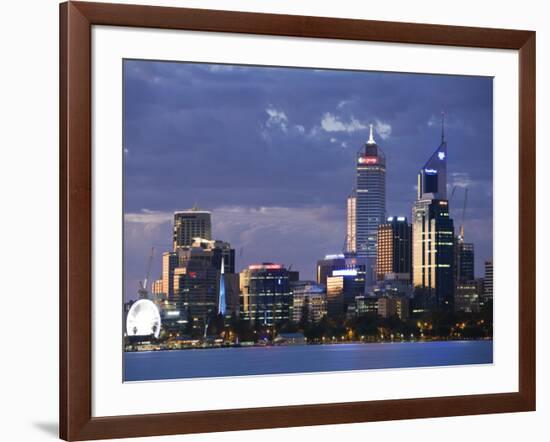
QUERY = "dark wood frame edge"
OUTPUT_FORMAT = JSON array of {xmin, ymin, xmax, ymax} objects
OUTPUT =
[{"xmin": 59, "ymin": 2, "xmax": 536, "ymax": 440}]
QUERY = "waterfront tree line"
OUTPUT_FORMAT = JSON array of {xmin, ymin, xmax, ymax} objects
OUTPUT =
[{"xmin": 150, "ymin": 299, "xmax": 493, "ymax": 346}]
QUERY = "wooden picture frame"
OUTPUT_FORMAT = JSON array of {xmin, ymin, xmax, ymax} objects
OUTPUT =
[{"xmin": 59, "ymin": 1, "xmax": 536, "ymax": 440}]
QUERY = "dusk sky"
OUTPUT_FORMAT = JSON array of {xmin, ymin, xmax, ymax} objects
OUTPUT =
[{"xmin": 123, "ymin": 59, "xmax": 493, "ymax": 302}]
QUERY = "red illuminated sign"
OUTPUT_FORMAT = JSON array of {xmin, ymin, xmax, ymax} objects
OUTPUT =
[{"xmin": 358, "ymin": 157, "xmax": 377, "ymax": 165}]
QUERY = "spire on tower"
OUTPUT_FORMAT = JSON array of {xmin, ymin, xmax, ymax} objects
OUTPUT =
[{"xmin": 367, "ymin": 123, "xmax": 376, "ymax": 145}]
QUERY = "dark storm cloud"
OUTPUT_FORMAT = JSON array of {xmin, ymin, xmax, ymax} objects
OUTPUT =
[{"xmin": 123, "ymin": 60, "xmax": 493, "ymax": 301}]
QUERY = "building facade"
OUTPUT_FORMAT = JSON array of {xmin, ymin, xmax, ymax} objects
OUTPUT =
[
  {"xmin": 239, "ymin": 263, "xmax": 292, "ymax": 326},
  {"xmin": 376, "ymin": 216, "xmax": 412, "ymax": 281},
  {"xmin": 346, "ymin": 190, "xmax": 357, "ymax": 254},
  {"xmin": 290, "ymin": 281, "xmax": 327, "ymax": 323},
  {"xmin": 455, "ymin": 282, "xmax": 480, "ymax": 313},
  {"xmin": 483, "ymin": 259, "xmax": 493, "ymax": 305},
  {"xmin": 316, "ymin": 254, "xmax": 366, "ymax": 306},
  {"xmin": 326, "ymin": 276, "xmax": 344, "ymax": 318},
  {"xmin": 455, "ymin": 240, "xmax": 475, "ymax": 283},
  {"xmin": 173, "ymin": 206, "xmax": 212, "ymax": 250},
  {"xmin": 161, "ymin": 251, "xmax": 179, "ymax": 299}
]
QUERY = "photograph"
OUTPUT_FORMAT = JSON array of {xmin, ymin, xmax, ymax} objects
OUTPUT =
[{"xmin": 122, "ymin": 60, "xmax": 494, "ymax": 382}]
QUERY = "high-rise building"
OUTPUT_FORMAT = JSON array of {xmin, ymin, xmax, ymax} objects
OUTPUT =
[
  {"xmin": 412, "ymin": 125, "xmax": 455, "ymax": 312},
  {"xmin": 346, "ymin": 190, "xmax": 357, "ymax": 253},
  {"xmin": 316, "ymin": 254, "xmax": 366, "ymax": 305},
  {"xmin": 455, "ymin": 240, "xmax": 475, "ymax": 283},
  {"xmin": 173, "ymin": 206, "xmax": 212, "ymax": 250},
  {"xmin": 172, "ymin": 247, "xmax": 219, "ymax": 330},
  {"xmin": 239, "ymin": 263, "xmax": 292, "ymax": 326},
  {"xmin": 191, "ymin": 237, "xmax": 235, "ymax": 274},
  {"xmin": 355, "ymin": 124, "xmax": 386, "ymax": 285},
  {"xmin": 483, "ymin": 259, "xmax": 493, "ymax": 304},
  {"xmin": 376, "ymin": 216, "xmax": 412, "ymax": 281},
  {"xmin": 222, "ymin": 273, "xmax": 240, "ymax": 318},
  {"xmin": 326, "ymin": 276, "xmax": 344, "ymax": 318},
  {"xmin": 161, "ymin": 251, "xmax": 179, "ymax": 299},
  {"xmin": 290, "ymin": 281, "xmax": 327, "ymax": 323}
]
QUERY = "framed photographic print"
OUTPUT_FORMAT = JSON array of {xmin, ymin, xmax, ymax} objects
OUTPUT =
[{"xmin": 60, "ymin": 1, "xmax": 536, "ymax": 440}]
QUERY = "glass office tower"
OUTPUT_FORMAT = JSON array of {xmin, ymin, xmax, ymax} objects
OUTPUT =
[
  {"xmin": 355, "ymin": 124, "xmax": 386, "ymax": 286},
  {"xmin": 412, "ymin": 129, "xmax": 455, "ymax": 312}
]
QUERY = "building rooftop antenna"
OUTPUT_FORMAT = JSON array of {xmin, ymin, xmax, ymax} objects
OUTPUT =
[{"xmin": 367, "ymin": 123, "xmax": 376, "ymax": 145}]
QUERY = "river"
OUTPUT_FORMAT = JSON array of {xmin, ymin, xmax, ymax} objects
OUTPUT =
[{"xmin": 124, "ymin": 340, "xmax": 492, "ymax": 381}]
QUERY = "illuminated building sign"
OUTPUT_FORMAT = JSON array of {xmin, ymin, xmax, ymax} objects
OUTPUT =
[
  {"xmin": 438, "ymin": 151, "xmax": 446, "ymax": 160},
  {"xmin": 358, "ymin": 157, "xmax": 378, "ymax": 165},
  {"xmin": 397, "ymin": 216, "xmax": 406, "ymax": 221},
  {"xmin": 424, "ymin": 168, "xmax": 437, "ymax": 174},
  {"xmin": 324, "ymin": 254, "xmax": 345, "ymax": 260},
  {"xmin": 249, "ymin": 264, "xmax": 283, "ymax": 270},
  {"xmin": 439, "ymin": 201, "xmax": 448, "ymax": 206},
  {"xmin": 333, "ymin": 269, "xmax": 358, "ymax": 277}
]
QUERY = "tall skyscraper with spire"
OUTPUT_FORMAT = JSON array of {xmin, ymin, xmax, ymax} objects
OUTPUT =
[
  {"xmin": 355, "ymin": 124, "xmax": 386, "ymax": 286},
  {"xmin": 412, "ymin": 114, "xmax": 455, "ymax": 312}
]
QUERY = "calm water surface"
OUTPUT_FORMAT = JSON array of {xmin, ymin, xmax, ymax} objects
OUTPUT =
[{"xmin": 124, "ymin": 340, "xmax": 493, "ymax": 381}]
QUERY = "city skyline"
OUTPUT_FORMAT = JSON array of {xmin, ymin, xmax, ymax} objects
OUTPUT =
[{"xmin": 124, "ymin": 60, "xmax": 493, "ymax": 302}]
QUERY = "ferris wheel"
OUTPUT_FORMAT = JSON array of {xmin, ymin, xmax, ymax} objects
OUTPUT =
[{"xmin": 126, "ymin": 299, "xmax": 161, "ymax": 339}]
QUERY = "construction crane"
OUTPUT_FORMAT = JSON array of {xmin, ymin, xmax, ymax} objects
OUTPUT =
[
  {"xmin": 137, "ymin": 246, "xmax": 155, "ymax": 299},
  {"xmin": 449, "ymin": 185, "xmax": 458, "ymax": 204},
  {"xmin": 459, "ymin": 188, "xmax": 468, "ymax": 241}
]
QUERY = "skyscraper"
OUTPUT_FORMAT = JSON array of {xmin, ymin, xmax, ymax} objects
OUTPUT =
[
  {"xmin": 412, "ymin": 121, "xmax": 455, "ymax": 312},
  {"xmin": 455, "ymin": 240, "xmax": 475, "ymax": 283},
  {"xmin": 346, "ymin": 190, "xmax": 356, "ymax": 254},
  {"xmin": 376, "ymin": 216, "xmax": 412, "ymax": 281},
  {"xmin": 172, "ymin": 247, "xmax": 219, "ymax": 330},
  {"xmin": 355, "ymin": 124, "xmax": 386, "ymax": 285},
  {"xmin": 173, "ymin": 206, "xmax": 212, "ymax": 250}
]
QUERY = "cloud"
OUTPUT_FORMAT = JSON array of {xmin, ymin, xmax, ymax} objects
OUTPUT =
[
  {"xmin": 428, "ymin": 113, "xmax": 464, "ymax": 129},
  {"xmin": 124, "ymin": 204, "xmax": 345, "ymax": 296},
  {"xmin": 265, "ymin": 106, "xmax": 288, "ymax": 132},
  {"xmin": 337, "ymin": 99, "xmax": 351, "ymax": 109},
  {"xmin": 320, "ymin": 113, "xmax": 367, "ymax": 133},
  {"xmin": 449, "ymin": 172, "xmax": 472, "ymax": 189},
  {"xmin": 374, "ymin": 119, "xmax": 392, "ymax": 140},
  {"xmin": 125, "ymin": 209, "xmax": 172, "ymax": 224}
]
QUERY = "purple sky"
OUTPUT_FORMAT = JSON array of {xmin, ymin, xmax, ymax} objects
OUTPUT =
[{"xmin": 123, "ymin": 60, "xmax": 493, "ymax": 302}]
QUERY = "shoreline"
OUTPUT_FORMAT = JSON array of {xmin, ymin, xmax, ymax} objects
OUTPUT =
[{"xmin": 125, "ymin": 337, "xmax": 493, "ymax": 353}]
